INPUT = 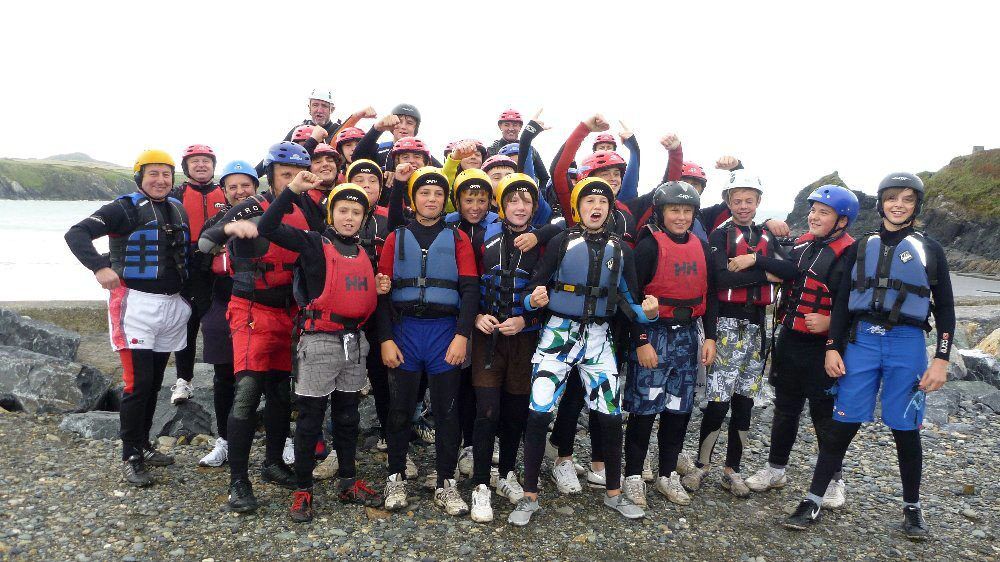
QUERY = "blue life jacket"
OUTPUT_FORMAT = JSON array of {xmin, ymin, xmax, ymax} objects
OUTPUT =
[
  {"xmin": 391, "ymin": 226, "xmax": 461, "ymax": 315},
  {"xmin": 480, "ymin": 221, "xmax": 538, "ymax": 330},
  {"xmin": 109, "ymin": 192, "xmax": 189, "ymax": 281},
  {"xmin": 548, "ymin": 229, "xmax": 626, "ymax": 322},
  {"xmin": 847, "ymin": 232, "xmax": 937, "ymax": 326},
  {"xmin": 445, "ymin": 210, "xmax": 498, "ymax": 228},
  {"xmin": 691, "ymin": 217, "xmax": 708, "ymax": 243}
]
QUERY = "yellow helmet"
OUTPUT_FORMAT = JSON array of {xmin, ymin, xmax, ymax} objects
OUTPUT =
[
  {"xmin": 345, "ymin": 159, "xmax": 382, "ymax": 182},
  {"xmin": 325, "ymin": 183, "xmax": 371, "ymax": 224},
  {"xmin": 133, "ymin": 149, "xmax": 176, "ymax": 172},
  {"xmin": 452, "ymin": 168, "xmax": 492, "ymax": 206},
  {"xmin": 406, "ymin": 166, "xmax": 450, "ymax": 207},
  {"xmin": 569, "ymin": 177, "xmax": 615, "ymax": 224},
  {"xmin": 495, "ymin": 173, "xmax": 539, "ymax": 220}
]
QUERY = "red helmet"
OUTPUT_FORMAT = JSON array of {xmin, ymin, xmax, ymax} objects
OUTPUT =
[
  {"xmin": 592, "ymin": 133, "xmax": 617, "ymax": 152},
  {"xmin": 497, "ymin": 109, "xmax": 523, "ymax": 125},
  {"xmin": 182, "ymin": 144, "xmax": 215, "ymax": 162},
  {"xmin": 482, "ymin": 154, "xmax": 517, "ymax": 174},
  {"xmin": 680, "ymin": 162, "xmax": 707, "ymax": 184},
  {"xmin": 334, "ymin": 127, "xmax": 364, "ymax": 150},
  {"xmin": 578, "ymin": 150, "xmax": 626, "ymax": 180},
  {"xmin": 292, "ymin": 125, "xmax": 315, "ymax": 142},
  {"xmin": 390, "ymin": 136, "xmax": 430, "ymax": 158},
  {"xmin": 312, "ymin": 143, "xmax": 338, "ymax": 157}
]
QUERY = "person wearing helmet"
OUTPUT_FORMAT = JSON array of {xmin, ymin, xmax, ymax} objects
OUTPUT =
[
  {"xmin": 65, "ymin": 149, "xmax": 193, "ymax": 487},
  {"xmin": 279, "ymin": 89, "xmax": 340, "ymax": 144},
  {"xmin": 296, "ymin": 143, "xmax": 345, "ymax": 230},
  {"xmin": 592, "ymin": 133, "xmax": 617, "ymax": 153},
  {"xmin": 377, "ymin": 165, "xmax": 480, "ymax": 517},
  {"xmin": 256, "ymin": 179, "xmax": 390, "ymax": 521},
  {"xmin": 335, "ymin": 127, "xmax": 366, "ymax": 164},
  {"xmin": 440, "ymin": 140, "xmax": 489, "ymax": 213},
  {"xmin": 785, "ymin": 173, "xmax": 954, "ymax": 540},
  {"xmin": 514, "ymin": 110, "xmax": 564, "ymax": 225},
  {"xmin": 620, "ymin": 181, "xmax": 719, "ymax": 508},
  {"xmin": 488, "ymin": 108, "xmax": 550, "ymax": 188},
  {"xmin": 482, "ymin": 154, "xmax": 518, "ymax": 189},
  {"xmin": 198, "ymin": 141, "xmax": 318, "ymax": 513},
  {"xmin": 353, "ymin": 103, "xmax": 443, "ymax": 173},
  {"xmin": 742, "ymin": 185, "xmax": 859, "ymax": 505},
  {"xmin": 509, "ymin": 177, "xmax": 659, "ymax": 526},
  {"xmin": 445, "ymin": 165, "xmax": 499, "ymax": 235},
  {"xmin": 683, "ymin": 171, "xmax": 798, "ymax": 499},
  {"xmin": 196, "ymin": 161, "xmax": 260, "ymax": 469}
]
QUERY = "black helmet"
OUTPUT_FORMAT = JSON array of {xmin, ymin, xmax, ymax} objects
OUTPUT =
[
  {"xmin": 876, "ymin": 172, "xmax": 925, "ymax": 220},
  {"xmin": 391, "ymin": 103, "xmax": 422, "ymax": 133},
  {"xmin": 651, "ymin": 181, "xmax": 701, "ymax": 226}
]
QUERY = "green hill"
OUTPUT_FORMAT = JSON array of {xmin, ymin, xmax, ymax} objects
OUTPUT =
[
  {"xmin": 922, "ymin": 149, "xmax": 1000, "ymax": 219},
  {"xmin": 0, "ymin": 156, "xmax": 134, "ymax": 200}
]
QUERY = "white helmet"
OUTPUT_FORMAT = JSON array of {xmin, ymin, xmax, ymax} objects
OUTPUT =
[
  {"xmin": 308, "ymin": 88, "xmax": 334, "ymax": 105},
  {"xmin": 723, "ymin": 170, "xmax": 763, "ymax": 200}
]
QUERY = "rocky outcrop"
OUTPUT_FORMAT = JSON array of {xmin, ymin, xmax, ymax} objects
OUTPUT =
[
  {"xmin": 0, "ymin": 308, "xmax": 80, "ymax": 361},
  {"xmin": 59, "ymin": 411, "xmax": 120, "ymax": 440},
  {"xmin": 0, "ymin": 346, "xmax": 110, "ymax": 414}
]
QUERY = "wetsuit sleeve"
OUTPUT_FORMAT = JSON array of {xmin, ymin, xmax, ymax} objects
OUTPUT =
[
  {"xmin": 523, "ymin": 232, "xmax": 564, "ymax": 310},
  {"xmin": 531, "ymin": 194, "xmax": 553, "ymax": 227},
  {"xmin": 756, "ymin": 235, "xmax": 799, "ymax": 280},
  {"xmin": 518, "ymin": 121, "xmax": 543, "ymax": 177},
  {"xmin": 617, "ymin": 244, "xmax": 655, "ymax": 329},
  {"xmin": 619, "ymin": 135, "xmax": 640, "ymax": 203},
  {"xmin": 927, "ymin": 239, "xmax": 955, "ymax": 360},
  {"xmin": 387, "ymin": 178, "xmax": 408, "ymax": 231},
  {"xmin": 353, "ymin": 126, "xmax": 383, "ymax": 163},
  {"xmin": 198, "ymin": 199, "xmax": 250, "ymax": 253},
  {"xmin": 630, "ymin": 236, "xmax": 659, "ymax": 345},
  {"xmin": 442, "ymin": 156, "xmax": 460, "ymax": 213},
  {"xmin": 376, "ymin": 230, "xmax": 397, "ymax": 343},
  {"xmin": 455, "ymin": 230, "xmax": 479, "ymax": 338},
  {"xmin": 471, "ymin": 229, "xmax": 486, "ymax": 274},
  {"xmin": 64, "ymin": 200, "xmax": 132, "ymax": 272},
  {"xmin": 623, "ymin": 191, "xmax": 655, "ymax": 227},
  {"xmin": 661, "ymin": 143, "xmax": 685, "ymax": 183},
  {"xmin": 532, "ymin": 147, "xmax": 550, "ymax": 188},
  {"xmin": 826, "ymin": 242, "xmax": 859, "ymax": 352},
  {"xmin": 257, "ymin": 188, "xmax": 315, "ymax": 254},
  {"xmin": 533, "ymin": 223, "xmax": 563, "ymax": 248},
  {"xmin": 702, "ymin": 240, "xmax": 719, "ymax": 341},
  {"xmin": 710, "ymin": 228, "xmax": 768, "ymax": 289},
  {"xmin": 552, "ymin": 123, "xmax": 590, "ymax": 226},
  {"xmin": 328, "ymin": 114, "xmax": 361, "ymax": 141},
  {"xmin": 699, "ymin": 202, "xmax": 730, "ymax": 234}
]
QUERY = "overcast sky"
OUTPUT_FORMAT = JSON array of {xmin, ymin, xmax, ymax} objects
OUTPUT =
[{"xmin": 2, "ymin": 1, "xmax": 997, "ymax": 217}]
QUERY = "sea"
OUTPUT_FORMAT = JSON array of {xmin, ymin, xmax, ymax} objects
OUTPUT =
[{"xmin": 1, "ymin": 200, "xmax": 999, "ymax": 302}]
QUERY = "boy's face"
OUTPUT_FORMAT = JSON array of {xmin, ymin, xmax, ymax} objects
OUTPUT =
[
  {"xmin": 351, "ymin": 172, "xmax": 382, "ymax": 204},
  {"xmin": 487, "ymin": 166, "xmax": 515, "ymax": 188},
  {"xmin": 458, "ymin": 189, "xmax": 490, "ymax": 224},
  {"xmin": 579, "ymin": 195, "xmax": 609, "ymax": 231},
  {"xmin": 223, "ymin": 174, "xmax": 257, "ymax": 205},
  {"xmin": 503, "ymin": 191, "xmax": 534, "ymax": 229},
  {"xmin": 271, "ymin": 163, "xmax": 302, "ymax": 195},
  {"xmin": 808, "ymin": 201, "xmax": 845, "ymax": 237},
  {"xmin": 727, "ymin": 188, "xmax": 760, "ymax": 226},
  {"xmin": 593, "ymin": 168, "xmax": 622, "ymax": 195},
  {"xmin": 499, "ymin": 120, "xmax": 521, "ymax": 142},
  {"xmin": 340, "ymin": 140, "xmax": 359, "ymax": 162},
  {"xmin": 413, "ymin": 185, "xmax": 445, "ymax": 220},
  {"xmin": 882, "ymin": 187, "xmax": 917, "ymax": 225},
  {"xmin": 461, "ymin": 152, "xmax": 482, "ymax": 170},
  {"xmin": 661, "ymin": 204, "xmax": 695, "ymax": 236},
  {"xmin": 310, "ymin": 155, "xmax": 339, "ymax": 185},
  {"xmin": 397, "ymin": 152, "xmax": 426, "ymax": 167},
  {"xmin": 683, "ymin": 177, "xmax": 706, "ymax": 194},
  {"xmin": 593, "ymin": 142, "xmax": 615, "ymax": 152},
  {"xmin": 331, "ymin": 200, "xmax": 364, "ymax": 237},
  {"xmin": 185, "ymin": 155, "xmax": 215, "ymax": 184},
  {"xmin": 393, "ymin": 115, "xmax": 418, "ymax": 140}
]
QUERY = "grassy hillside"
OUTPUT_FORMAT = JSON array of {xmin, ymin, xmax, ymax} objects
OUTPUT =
[
  {"xmin": 0, "ymin": 157, "xmax": 134, "ymax": 200},
  {"xmin": 922, "ymin": 148, "xmax": 1000, "ymax": 219}
]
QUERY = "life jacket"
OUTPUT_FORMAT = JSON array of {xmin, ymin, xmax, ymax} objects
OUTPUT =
[
  {"xmin": 609, "ymin": 202, "xmax": 636, "ymax": 247},
  {"xmin": 108, "ymin": 191, "xmax": 190, "ymax": 281},
  {"xmin": 691, "ymin": 217, "xmax": 709, "ymax": 243},
  {"xmin": 358, "ymin": 206, "xmax": 388, "ymax": 270},
  {"xmin": 548, "ymin": 229, "xmax": 628, "ymax": 322},
  {"xmin": 390, "ymin": 226, "xmax": 462, "ymax": 315},
  {"xmin": 228, "ymin": 194, "xmax": 310, "ymax": 296},
  {"xmin": 445, "ymin": 211, "xmax": 499, "ymax": 241},
  {"xmin": 711, "ymin": 207, "xmax": 732, "ymax": 232},
  {"xmin": 179, "ymin": 182, "xmax": 226, "ymax": 241},
  {"xmin": 300, "ymin": 238, "xmax": 378, "ymax": 332},
  {"xmin": 644, "ymin": 229, "xmax": 707, "ymax": 323},
  {"xmin": 307, "ymin": 188, "xmax": 329, "ymax": 207},
  {"xmin": 210, "ymin": 248, "xmax": 232, "ymax": 276},
  {"xmin": 717, "ymin": 224, "xmax": 776, "ymax": 306},
  {"xmin": 479, "ymin": 221, "xmax": 538, "ymax": 329},
  {"xmin": 778, "ymin": 232, "xmax": 854, "ymax": 335},
  {"xmin": 847, "ymin": 232, "xmax": 937, "ymax": 327}
]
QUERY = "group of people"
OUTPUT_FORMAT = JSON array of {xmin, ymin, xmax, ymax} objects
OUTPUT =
[{"xmin": 64, "ymin": 89, "xmax": 954, "ymax": 539}]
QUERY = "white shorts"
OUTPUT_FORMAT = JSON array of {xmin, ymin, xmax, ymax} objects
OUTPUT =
[{"xmin": 108, "ymin": 286, "xmax": 191, "ymax": 352}]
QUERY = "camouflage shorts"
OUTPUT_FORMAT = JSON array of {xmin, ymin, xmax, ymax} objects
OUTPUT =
[{"xmin": 706, "ymin": 317, "xmax": 764, "ymax": 402}]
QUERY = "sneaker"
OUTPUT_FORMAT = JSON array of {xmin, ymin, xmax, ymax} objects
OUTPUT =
[
  {"xmin": 822, "ymin": 479, "xmax": 847, "ymax": 509},
  {"xmin": 470, "ymin": 484, "xmax": 494, "ymax": 523},
  {"xmin": 495, "ymin": 470, "xmax": 525, "ymax": 504},
  {"xmin": 508, "ymin": 497, "xmax": 540, "ymax": 526},
  {"xmin": 586, "ymin": 467, "xmax": 607, "ymax": 489},
  {"xmin": 383, "ymin": 473, "xmax": 408, "ymax": 511},
  {"xmin": 655, "ymin": 472, "xmax": 691, "ymax": 505},
  {"xmin": 423, "ymin": 470, "xmax": 438, "ymax": 490},
  {"xmin": 489, "ymin": 466, "xmax": 500, "ymax": 488},
  {"xmin": 604, "ymin": 493, "xmax": 645, "ymax": 519},
  {"xmin": 641, "ymin": 454, "xmax": 654, "ymax": 482},
  {"xmin": 261, "ymin": 461, "xmax": 297, "ymax": 489},
  {"xmin": 721, "ymin": 471, "xmax": 751, "ymax": 498},
  {"xmin": 282, "ymin": 437, "xmax": 295, "ymax": 465},
  {"xmin": 405, "ymin": 454, "xmax": 418, "ymax": 480},
  {"xmin": 902, "ymin": 505, "xmax": 929, "ymax": 540},
  {"xmin": 376, "ymin": 437, "xmax": 388, "ymax": 452},
  {"xmin": 414, "ymin": 419, "xmax": 436, "ymax": 444},
  {"xmin": 170, "ymin": 379, "xmax": 193, "ymax": 404},
  {"xmin": 783, "ymin": 499, "xmax": 820, "ymax": 530},
  {"xmin": 746, "ymin": 466, "xmax": 788, "ymax": 492},
  {"xmin": 434, "ymin": 479, "xmax": 469, "ymax": 516},
  {"xmin": 681, "ymin": 465, "xmax": 708, "ymax": 492},
  {"xmin": 228, "ymin": 478, "xmax": 258, "ymax": 513},
  {"xmin": 544, "ymin": 439, "xmax": 584, "ymax": 475},
  {"xmin": 142, "ymin": 445, "xmax": 175, "ymax": 467},
  {"xmin": 458, "ymin": 446, "xmax": 474, "ymax": 477},
  {"xmin": 676, "ymin": 452, "xmax": 696, "ymax": 477},
  {"xmin": 312, "ymin": 451, "xmax": 340, "ymax": 480},
  {"xmin": 623, "ymin": 475, "xmax": 647, "ymax": 508},
  {"xmin": 122, "ymin": 455, "xmax": 154, "ymax": 487},
  {"xmin": 551, "ymin": 460, "xmax": 583, "ymax": 494},
  {"xmin": 289, "ymin": 489, "xmax": 313, "ymax": 523},
  {"xmin": 198, "ymin": 438, "xmax": 229, "ymax": 467},
  {"xmin": 338, "ymin": 479, "xmax": 382, "ymax": 507},
  {"xmin": 491, "ymin": 442, "xmax": 500, "ymax": 466}
]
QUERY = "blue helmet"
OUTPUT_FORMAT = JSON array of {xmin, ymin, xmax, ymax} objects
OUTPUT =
[
  {"xmin": 219, "ymin": 160, "xmax": 259, "ymax": 187},
  {"xmin": 263, "ymin": 141, "xmax": 310, "ymax": 169},
  {"xmin": 499, "ymin": 143, "xmax": 519, "ymax": 156},
  {"xmin": 807, "ymin": 184, "xmax": 860, "ymax": 225}
]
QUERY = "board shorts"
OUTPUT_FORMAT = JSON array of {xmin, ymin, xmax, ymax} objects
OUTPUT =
[
  {"xmin": 624, "ymin": 322, "xmax": 700, "ymax": 415},
  {"xmin": 108, "ymin": 285, "xmax": 191, "ymax": 352},
  {"xmin": 295, "ymin": 331, "xmax": 370, "ymax": 397},
  {"xmin": 529, "ymin": 316, "xmax": 621, "ymax": 416},
  {"xmin": 769, "ymin": 327, "xmax": 835, "ymax": 400},
  {"xmin": 391, "ymin": 315, "xmax": 457, "ymax": 375},
  {"xmin": 470, "ymin": 329, "xmax": 538, "ymax": 395},
  {"xmin": 706, "ymin": 316, "xmax": 765, "ymax": 402},
  {"xmin": 227, "ymin": 296, "xmax": 295, "ymax": 373}
]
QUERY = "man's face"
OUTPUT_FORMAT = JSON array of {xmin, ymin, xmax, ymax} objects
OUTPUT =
[
  {"xmin": 579, "ymin": 194, "xmax": 609, "ymax": 231},
  {"xmin": 458, "ymin": 189, "xmax": 490, "ymax": 225},
  {"xmin": 351, "ymin": 172, "xmax": 382, "ymax": 203},
  {"xmin": 593, "ymin": 142, "xmax": 615, "ymax": 152},
  {"xmin": 727, "ymin": 188, "xmax": 761, "ymax": 226},
  {"xmin": 487, "ymin": 166, "xmax": 515, "ymax": 189},
  {"xmin": 413, "ymin": 185, "xmax": 445, "ymax": 220},
  {"xmin": 223, "ymin": 174, "xmax": 257, "ymax": 205},
  {"xmin": 499, "ymin": 120, "xmax": 521, "ymax": 142},
  {"xmin": 308, "ymin": 99, "xmax": 332, "ymax": 125},
  {"xmin": 331, "ymin": 200, "xmax": 364, "ymax": 237},
  {"xmin": 140, "ymin": 164, "xmax": 173, "ymax": 200},
  {"xmin": 393, "ymin": 115, "xmax": 418, "ymax": 140},
  {"xmin": 502, "ymin": 191, "xmax": 534, "ymax": 230},
  {"xmin": 340, "ymin": 140, "xmax": 359, "ymax": 162},
  {"xmin": 271, "ymin": 163, "xmax": 302, "ymax": 195},
  {"xmin": 185, "ymin": 155, "xmax": 215, "ymax": 184},
  {"xmin": 397, "ymin": 152, "xmax": 426, "ymax": 167},
  {"xmin": 594, "ymin": 168, "xmax": 622, "ymax": 195},
  {"xmin": 310, "ymin": 155, "xmax": 339, "ymax": 186},
  {"xmin": 661, "ymin": 205, "xmax": 695, "ymax": 236}
]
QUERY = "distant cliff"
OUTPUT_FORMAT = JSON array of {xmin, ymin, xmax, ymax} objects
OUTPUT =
[{"xmin": 0, "ymin": 154, "xmax": 133, "ymax": 200}]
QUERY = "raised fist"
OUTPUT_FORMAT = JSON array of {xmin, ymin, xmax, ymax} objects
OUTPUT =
[
  {"xmin": 584, "ymin": 114, "xmax": 610, "ymax": 133},
  {"xmin": 660, "ymin": 134, "xmax": 681, "ymax": 151},
  {"xmin": 394, "ymin": 162, "xmax": 416, "ymax": 183},
  {"xmin": 642, "ymin": 295, "xmax": 659, "ymax": 319},
  {"xmin": 716, "ymin": 155, "xmax": 739, "ymax": 171},
  {"xmin": 451, "ymin": 140, "xmax": 479, "ymax": 161},
  {"xmin": 289, "ymin": 170, "xmax": 323, "ymax": 192},
  {"xmin": 376, "ymin": 114, "xmax": 401, "ymax": 132},
  {"xmin": 619, "ymin": 120, "xmax": 634, "ymax": 142}
]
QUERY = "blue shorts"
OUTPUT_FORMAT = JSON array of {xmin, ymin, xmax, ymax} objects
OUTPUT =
[
  {"xmin": 834, "ymin": 321, "xmax": 927, "ymax": 430},
  {"xmin": 624, "ymin": 323, "xmax": 699, "ymax": 415},
  {"xmin": 392, "ymin": 316, "xmax": 457, "ymax": 375}
]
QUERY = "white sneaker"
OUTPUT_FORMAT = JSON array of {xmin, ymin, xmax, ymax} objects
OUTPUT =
[
  {"xmin": 551, "ymin": 460, "xmax": 583, "ymax": 494},
  {"xmin": 491, "ymin": 441, "xmax": 500, "ymax": 466},
  {"xmin": 604, "ymin": 493, "xmax": 645, "ymax": 519},
  {"xmin": 434, "ymin": 479, "xmax": 469, "ymax": 516},
  {"xmin": 312, "ymin": 451, "xmax": 339, "ymax": 480},
  {"xmin": 281, "ymin": 437, "xmax": 295, "ymax": 465},
  {"xmin": 745, "ymin": 466, "xmax": 788, "ymax": 492},
  {"xmin": 721, "ymin": 471, "xmax": 751, "ymax": 498},
  {"xmin": 170, "ymin": 379, "xmax": 193, "ymax": 405},
  {"xmin": 642, "ymin": 453, "xmax": 654, "ymax": 482},
  {"xmin": 376, "ymin": 437, "xmax": 388, "ymax": 452},
  {"xmin": 414, "ymin": 420, "xmax": 435, "ymax": 444},
  {"xmin": 198, "ymin": 438, "xmax": 228, "ymax": 467},
  {"xmin": 470, "ymin": 484, "xmax": 494, "ymax": 523},
  {"xmin": 676, "ymin": 452, "xmax": 696, "ymax": 477},
  {"xmin": 623, "ymin": 475, "xmax": 647, "ymax": 507},
  {"xmin": 405, "ymin": 454, "xmax": 418, "ymax": 480},
  {"xmin": 489, "ymin": 466, "xmax": 500, "ymax": 488},
  {"xmin": 508, "ymin": 497, "xmax": 540, "ymax": 526},
  {"xmin": 383, "ymin": 473, "xmax": 408, "ymax": 511},
  {"xmin": 655, "ymin": 472, "xmax": 691, "ymax": 505},
  {"xmin": 495, "ymin": 470, "xmax": 525, "ymax": 504},
  {"xmin": 823, "ymin": 479, "xmax": 847, "ymax": 509},
  {"xmin": 458, "ymin": 446, "xmax": 474, "ymax": 477},
  {"xmin": 423, "ymin": 470, "xmax": 438, "ymax": 490},
  {"xmin": 586, "ymin": 467, "xmax": 607, "ymax": 489}
]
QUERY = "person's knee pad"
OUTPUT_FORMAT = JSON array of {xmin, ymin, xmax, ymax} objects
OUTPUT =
[{"xmin": 231, "ymin": 374, "xmax": 262, "ymax": 420}]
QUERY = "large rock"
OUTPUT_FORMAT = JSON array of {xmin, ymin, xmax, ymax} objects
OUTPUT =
[
  {"xmin": 924, "ymin": 387, "xmax": 960, "ymax": 426},
  {"xmin": 948, "ymin": 380, "xmax": 999, "ymax": 401},
  {"xmin": 0, "ymin": 346, "xmax": 110, "ymax": 414},
  {"xmin": 150, "ymin": 367, "xmax": 217, "ymax": 439},
  {"xmin": 927, "ymin": 346, "xmax": 968, "ymax": 380},
  {"xmin": 975, "ymin": 327, "xmax": 1000, "ymax": 358},
  {"xmin": 979, "ymin": 391, "xmax": 1000, "ymax": 413},
  {"xmin": 958, "ymin": 349, "xmax": 1000, "ymax": 388},
  {"xmin": 0, "ymin": 308, "xmax": 81, "ymax": 361},
  {"xmin": 59, "ymin": 411, "xmax": 120, "ymax": 440}
]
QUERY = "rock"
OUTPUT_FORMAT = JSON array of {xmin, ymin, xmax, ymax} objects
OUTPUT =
[
  {"xmin": 157, "ymin": 436, "xmax": 177, "ymax": 450},
  {"xmin": 150, "ymin": 382, "xmax": 215, "ymax": 439},
  {"xmin": 975, "ymin": 327, "xmax": 1000, "ymax": 357},
  {"xmin": 978, "ymin": 390, "xmax": 1000, "ymax": 413},
  {"xmin": 949, "ymin": 380, "xmax": 999, "ymax": 401},
  {"xmin": 929, "ymin": 346, "xmax": 970, "ymax": 380},
  {"xmin": 971, "ymin": 529, "xmax": 987, "ymax": 539},
  {"xmin": 365, "ymin": 507, "xmax": 392, "ymax": 520},
  {"xmin": 923, "ymin": 387, "xmax": 960, "ymax": 426},
  {"xmin": 59, "ymin": 412, "xmax": 119, "ymax": 440},
  {"xmin": 190, "ymin": 434, "xmax": 212, "ymax": 447},
  {"xmin": 957, "ymin": 350, "xmax": 1000, "ymax": 388},
  {"xmin": 0, "ymin": 346, "xmax": 110, "ymax": 414},
  {"xmin": 0, "ymin": 308, "xmax": 81, "ymax": 361}
]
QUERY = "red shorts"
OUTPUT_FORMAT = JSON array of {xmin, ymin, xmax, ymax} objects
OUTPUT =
[{"xmin": 227, "ymin": 296, "xmax": 296, "ymax": 373}]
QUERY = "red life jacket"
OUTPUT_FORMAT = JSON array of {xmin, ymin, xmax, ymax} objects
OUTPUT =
[
  {"xmin": 779, "ymin": 232, "xmax": 855, "ymax": 335},
  {"xmin": 645, "ymin": 230, "xmax": 707, "ymax": 322},
  {"xmin": 230, "ymin": 195, "xmax": 310, "ymax": 292},
  {"xmin": 211, "ymin": 248, "xmax": 231, "ymax": 276},
  {"xmin": 718, "ymin": 224, "xmax": 776, "ymax": 305},
  {"xmin": 711, "ymin": 208, "xmax": 732, "ymax": 232},
  {"xmin": 307, "ymin": 188, "xmax": 328, "ymax": 206},
  {"xmin": 180, "ymin": 183, "xmax": 227, "ymax": 240},
  {"xmin": 301, "ymin": 238, "xmax": 377, "ymax": 332}
]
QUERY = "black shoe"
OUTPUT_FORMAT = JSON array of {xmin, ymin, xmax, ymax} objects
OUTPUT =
[
  {"xmin": 902, "ymin": 505, "xmax": 929, "ymax": 540},
  {"xmin": 142, "ymin": 445, "xmax": 175, "ymax": 467},
  {"xmin": 289, "ymin": 489, "xmax": 314, "ymax": 523},
  {"xmin": 783, "ymin": 499, "xmax": 821, "ymax": 530},
  {"xmin": 228, "ymin": 479, "xmax": 258, "ymax": 513},
  {"xmin": 122, "ymin": 455, "xmax": 154, "ymax": 487},
  {"xmin": 261, "ymin": 461, "xmax": 297, "ymax": 489}
]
